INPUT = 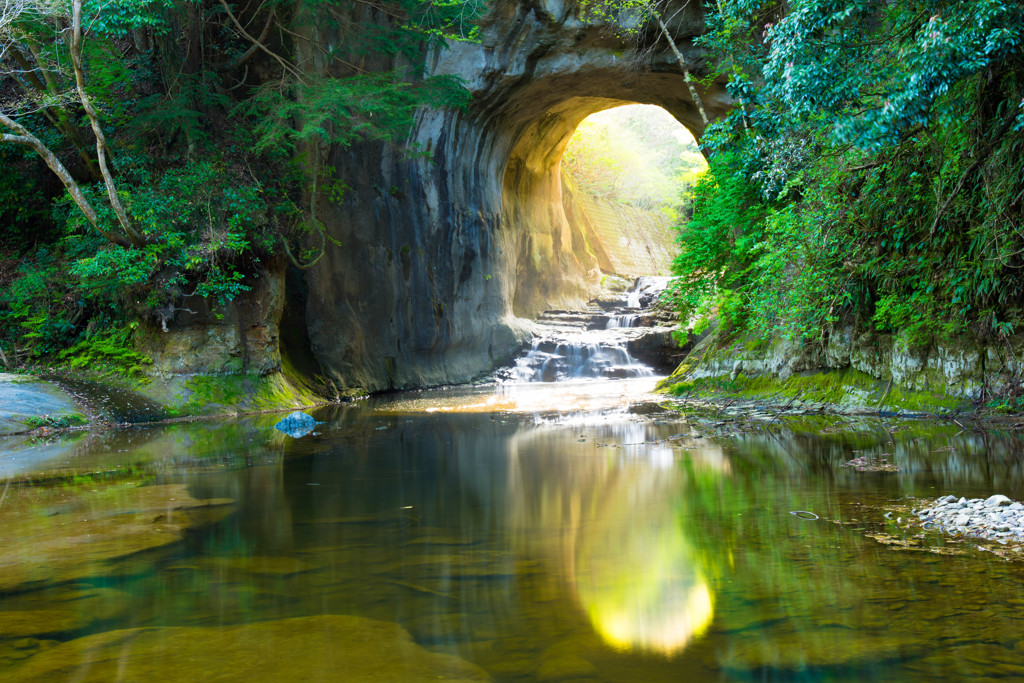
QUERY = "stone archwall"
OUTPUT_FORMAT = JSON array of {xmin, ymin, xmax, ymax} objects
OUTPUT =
[{"xmin": 298, "ymin": 0, "xmax": 731, "ymax": 392}]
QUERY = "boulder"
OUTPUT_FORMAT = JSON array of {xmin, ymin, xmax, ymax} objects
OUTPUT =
[
  {"xmin": 274, "ymin": 411, "xmax": 316, "ymax": 438},
  {"xmin": 0, "ymin": 373, "xmax": 83, "ymax": 436}
]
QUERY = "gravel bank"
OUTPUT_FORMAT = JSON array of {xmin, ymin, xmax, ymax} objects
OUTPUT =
[{"xmin": 916, "ymin": 494, "xmax": 1024, "ymax": 543}]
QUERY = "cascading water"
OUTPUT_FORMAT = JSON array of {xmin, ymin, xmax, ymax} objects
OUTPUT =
[
  {"xmin": 500, "ymin": 277, "xmax": 675, "ymax": 383},
  {"xmin": 605, "ymin": 313, "xmax": 639, "ymax": 329},
  {"xmin": 507, "ymin": 337, "xmax": 653, "ymax": 382}
]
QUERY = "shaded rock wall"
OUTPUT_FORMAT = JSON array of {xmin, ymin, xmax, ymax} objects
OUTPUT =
[
  {"xmin": 300, "ymin": 0, "xmax": 731, "ymax": 392},
  {"xmin": 137, "ymin": 262, "xmax": 285, "ymax": 378}
]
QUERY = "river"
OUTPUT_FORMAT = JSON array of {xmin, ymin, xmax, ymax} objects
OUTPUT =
[{"xmin": 2, "ymin": 374, "xmax": 1024, "ymax": 680}]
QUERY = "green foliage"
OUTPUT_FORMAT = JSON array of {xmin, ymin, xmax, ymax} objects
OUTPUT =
[
  {"xmin": 670, "ymin": 0, "xmax": 1024, "ymax": 350},
  {"xmin": 1, "ymin": 0, "xmax": 479, "ymax": 368},
  {"xmin": 24, "ymin": 412, "xmax": 89, "ymax": 429},
  {"xmin": 0, "ymin": 146, "xmax": 53, "ymax": 246},
  {"xmin": 242, "ymin": 72, "xmax": 470, "ymax": 154},
  {"xmin": 668, "ymin": 151, "xmax": 766, "ymax": 329},
  {"xmin": 56, "ymin": 158, "xmax": 275, "ymax": 311}
]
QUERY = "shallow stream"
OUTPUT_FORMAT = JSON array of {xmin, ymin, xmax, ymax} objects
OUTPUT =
[{"xmin": 3, "ymin": 378, "xmax": 1024, "ymax": 680}]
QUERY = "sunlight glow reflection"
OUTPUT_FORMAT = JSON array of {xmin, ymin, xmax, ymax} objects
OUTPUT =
[
  {"xmin": 573, "ymin": 497, "xmax": 715, "ymax": 656},
  {"xmin": 383, "ymin": 377, "xmax": 662, "ymax": 414}
]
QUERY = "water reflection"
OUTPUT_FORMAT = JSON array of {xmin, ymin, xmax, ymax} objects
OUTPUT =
[
  {"xmin": 5, "ymin": 391, "xmax": 1024, "ymax": 680},
  {"xmin": 569, "ymin": 460, "xmax": 715, "ymax": 655},
  {"xmin": 375, "ymin": 376, "xmax": 661, "ymax": 414},
  {"xmin": 490, "ymin": 418, "xmax": 728, "ymax": 655}
]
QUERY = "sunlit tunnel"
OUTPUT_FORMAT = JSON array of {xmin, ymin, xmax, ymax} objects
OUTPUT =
[{"xmin": 560, "ymin": 103, "xmax": 707, "ymax": 229}]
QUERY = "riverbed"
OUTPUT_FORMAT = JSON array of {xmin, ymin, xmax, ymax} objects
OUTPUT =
[{"xmin": 2, "ymin": 377, "xmax": 1024, "ymax": 681}]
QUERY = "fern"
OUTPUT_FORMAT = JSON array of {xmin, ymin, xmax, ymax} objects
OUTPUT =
[{"xmin": 56, "ymin": 326, "xmax": 153, "ymax": 381}]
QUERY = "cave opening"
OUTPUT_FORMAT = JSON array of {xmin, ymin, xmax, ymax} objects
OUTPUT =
[
  {"xmin": 495, "ymin": 103, "xmax": 710, "ymax": 384},
  {"xmin": 559, "ymin": 103, "xmax": 707, "ymax": 283},
  {"xmin": 501, "ymin": 98, "xmax": 708, "ymax": 318}
]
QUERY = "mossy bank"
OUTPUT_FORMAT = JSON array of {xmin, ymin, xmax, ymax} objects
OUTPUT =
[{"xmin": 658, "ymin": 324, "xmax": 1024, "ymax": 417}]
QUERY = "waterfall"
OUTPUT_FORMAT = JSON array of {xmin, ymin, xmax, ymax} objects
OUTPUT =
[
  {"xmin": 606, "ymin": 314, "xmax": 640, "ymax": 329},
  {"xmin": 499, "ymin": 276, "xmax": 675, "ymax": 384},
  {"xmin": 505, "ymin": 338, "xmax": 653, "ymax": 382}
]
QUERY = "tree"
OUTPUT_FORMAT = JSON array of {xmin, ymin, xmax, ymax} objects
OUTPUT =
[
  {"xmin": 0, "ymin": 0, "xmax": 479, "ymax": 359},
  {"xmin": 1, "ymin": 0, "xmax": 141, "ymax": 246},
  {"xmin": 578, "ymin": 0, "xmax": 711, "ymax": 126},
  {"xmin": 671, "ymin": 0, "xmax": 1024, "ymax": 344}
]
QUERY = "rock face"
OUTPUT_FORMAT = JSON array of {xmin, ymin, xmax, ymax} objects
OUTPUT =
[
  {"xmin": 561, "ymin": 174, "xmax": 678, "ymax": 277},
  {"xmin": 136, "ymin": 261, "xmax": 286, "ymax": 377},
  {"xmin": 0, "ymin": 373, "xmax": 83, "ymax": 435},
  {"xmin": 300, "ymin": 0, "xmax": 728, "ymax": 393},
  {"xmin": 668, "ymin": 325, "xmax": 1024, "ymax": 404}
]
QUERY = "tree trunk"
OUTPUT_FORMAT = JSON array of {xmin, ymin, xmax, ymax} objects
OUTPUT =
[
  {"xmin": 14, "ymin": 42, "xmax": 103, "ymax": 180},
  {"xmin": 651, "ymin": 9, "xmax": 709, "ymax": 127},
  {"xmin": 70, "ymin": 0, "xmax": 144, "ymax": 246}
]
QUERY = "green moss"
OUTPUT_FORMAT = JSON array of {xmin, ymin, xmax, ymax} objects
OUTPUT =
[
  {"xmin": 249, "ymin": 372, "xmax": 322, "ymax": 412},
  {"xmin": 168, "ymin": 367, "xmax": 323, "ymax": 417},
  {"xmin": 884, "ymin": 385, "xmax": 963, "ymax": 413},
  {"xmin": 661, "ymin": 366, "xmax": 965, "ymax": 415},
  {"xmin": 23, "ymin": 412, "xmax": 88, "ymax": 429},
  {"xmin": 177, "ymin": 375, "xmax": 246, "ymax": 414}
]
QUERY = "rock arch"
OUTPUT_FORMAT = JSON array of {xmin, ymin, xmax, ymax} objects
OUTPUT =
[{"xmin": 302, "ymin": 0, "xmax": 732, "ymax": 392}]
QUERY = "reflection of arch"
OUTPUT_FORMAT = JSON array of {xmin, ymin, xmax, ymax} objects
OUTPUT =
[{"xmin": 495, "ymin": 425, "xmax": 726, "ymax": 655}]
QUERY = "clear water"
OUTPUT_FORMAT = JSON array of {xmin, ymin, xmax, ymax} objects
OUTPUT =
[{"xmin": 3, "ymin": 379, "xmax": 1024, "ymax": 680}]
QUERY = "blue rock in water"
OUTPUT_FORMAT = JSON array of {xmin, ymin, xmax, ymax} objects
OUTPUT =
[{"xmin": 274, "ymin": 411, "xmax": 316, "ymax": 438}]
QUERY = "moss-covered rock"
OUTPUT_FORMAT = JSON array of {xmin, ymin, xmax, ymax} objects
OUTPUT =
[
  {"xmin": 657, "ymin": 324, "xmax": 1000, "ymax": 414},
  {"xmin": 0, "ymin": 374, "xmax": 87, "ymax": 436},
  {"xmin": 5, "ymin": 615, "xmax": 491, "ymax": 682},
  {"xmin": 0, "ymin": 483, "xmax": 233, "ymax": 593}
]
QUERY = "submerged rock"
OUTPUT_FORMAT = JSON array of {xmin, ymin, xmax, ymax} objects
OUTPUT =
[
  {"xmin": 5, "ymin": 615, "xmax": 491, "ymax": 682},
  {"xmin": 274, "ymin": 411, "xmax": 316, "ymax": 438},
  {"xmin": 0, "ymin": 484, "xmax": 233, "ymax": 593}
]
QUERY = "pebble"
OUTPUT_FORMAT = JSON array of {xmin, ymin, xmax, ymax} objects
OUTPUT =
[{"xmin": 917, "ymin": 495, "xmax": 1024, "ymax": 543}]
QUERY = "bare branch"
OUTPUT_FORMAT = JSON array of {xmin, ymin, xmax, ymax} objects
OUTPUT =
[
  {"xmin": 216, "ymin": 0, "xmax": 305, "ymax": 82},
  {"xmin": 648, "ymin": 1, "xmax": 709, "ymax": 127},
  {"xmin": 0, "ymin": 113, "xmax": 128, "ymax": 246}
]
